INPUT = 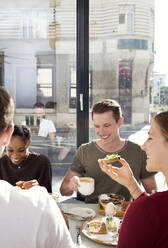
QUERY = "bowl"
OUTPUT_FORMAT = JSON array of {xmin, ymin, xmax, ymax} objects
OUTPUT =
[{"xmin": 99, "ymin": 193, "xmax": 125, "ymax": 209}]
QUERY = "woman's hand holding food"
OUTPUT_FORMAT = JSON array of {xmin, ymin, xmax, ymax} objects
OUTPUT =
[
  {"xmin": 98, "ymin": 158, "xmax": 133, "ymax": 187},
  {"xmin": 98, "ymin": 157, "xmax": 143, "ymax": 199},
  {"xmin": 16, "ymin": 179, "xmax": 39, "ymax": 189}
]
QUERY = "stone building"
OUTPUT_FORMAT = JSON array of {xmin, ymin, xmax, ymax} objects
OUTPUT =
[{"xmin": 89, "ymin": 0, "xmax": 155, "ymax": 124}]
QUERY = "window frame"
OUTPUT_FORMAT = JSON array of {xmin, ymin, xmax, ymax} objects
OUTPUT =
[
  {"xmin": 37, "ymin": 66, "xmax": 55, "ymax": 105},
  {"xmin": 69, "ymin": 65, "xmax": 92, "ymax": 109}
]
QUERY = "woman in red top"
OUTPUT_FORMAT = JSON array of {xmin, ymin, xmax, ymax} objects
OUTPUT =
[{"xmin": 99, "ymin": 111, "xmax": 168, "ymax": 248}]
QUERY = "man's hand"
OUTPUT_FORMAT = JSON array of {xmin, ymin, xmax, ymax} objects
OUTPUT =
[{"xmin": 68, "ymin": 176, "xmax": 80, "ymax": 192}]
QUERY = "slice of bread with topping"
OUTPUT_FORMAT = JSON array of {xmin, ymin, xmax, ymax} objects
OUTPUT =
[
  {"xmin": 16, "ymin": 180, "xmax": 24, "ymax": 188},
  {"xmin": 103, "ymin": 154, "xmax": 120, "ymax": 163},
  {"xmin": 87, "ymin": 219, "xmax": 107, "ymax": 234}
]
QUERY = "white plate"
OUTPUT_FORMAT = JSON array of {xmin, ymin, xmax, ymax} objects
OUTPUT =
[
  {"xmin": 64, "ymin": 207, "xmax": 96, "ymax": 220},
  {"xmin": 81, "ymin": 216, "xmax": 120, "ymax": 246}
]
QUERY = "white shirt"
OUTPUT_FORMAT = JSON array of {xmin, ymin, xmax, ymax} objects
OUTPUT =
[
  {"xmin": 38, "ymin": 118, "xmax": 56, "ymax": 137},
  {"xmin": 22, "ymin": 118, "xmax": 56, "ymax": 138},
  {"xmin": 0, "ymin": 181, "xmax": 74, "ymax": 248}
]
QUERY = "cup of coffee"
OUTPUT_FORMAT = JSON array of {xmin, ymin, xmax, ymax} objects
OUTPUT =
[{"xmin": 78, "ymin": 177, "xmax": 95, "ymax": 196}]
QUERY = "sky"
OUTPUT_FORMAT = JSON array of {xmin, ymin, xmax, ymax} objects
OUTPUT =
[{"xmin": 154, "ymin": 0, "xmax": 168, "ymax": 75}]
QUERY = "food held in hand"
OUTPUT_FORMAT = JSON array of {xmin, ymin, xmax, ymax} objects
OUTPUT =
[
  {"xmin": 16, "ymin": 181, "xmax": 24, "ymax": 188},
  {"xmin": 87, "ymin": 219, "xmax": 107, "ymax": 234},
  {"xmin": 102, "ymin": 154, "xmax": 121, "ymax": 163}
]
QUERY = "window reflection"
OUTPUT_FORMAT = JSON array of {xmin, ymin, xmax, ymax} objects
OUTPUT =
[
  {"xmin": 118, "ymin": 39, "xmax": 148, "ymax": 50},
  {"xmin": 69, "ymin": 66, "xmax": 92, "ymax": 108},
  {"xmin": 0, "ymin": 0, "xmax": 162, "ymax": 192},
  {"xmin": 119, "ymin": 60, "xmax": 132, "ymax": 124},
  {"xmin": 37, "ymin": 68, "xmax": 53, "ymax": 103}
]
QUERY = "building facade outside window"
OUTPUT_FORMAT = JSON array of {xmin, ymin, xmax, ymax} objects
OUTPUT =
[{"xmin": 118, "ymin": 5, "xmax": 134, "ymax": 34}]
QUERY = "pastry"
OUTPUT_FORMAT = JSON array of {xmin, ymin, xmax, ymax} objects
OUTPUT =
[{"xmin": 87, "ymin": 219, "xmax": 107, "ymax": 234}]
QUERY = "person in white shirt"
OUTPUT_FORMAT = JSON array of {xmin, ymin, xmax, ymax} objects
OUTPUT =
[
  {"xmin": 22, "ymin": 102, "xmax": 56, "ymax": 144},
  {"xmin": 0, "ymin": 88, "xmax": 74, "ymax": 248},
  {"xmin": 33, "ymin": 102, "xmax": 56, "ymax": 144}
]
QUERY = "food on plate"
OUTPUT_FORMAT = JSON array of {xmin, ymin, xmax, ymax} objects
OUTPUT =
[
  {"xmin": 85, "ymin": 209, "xmax": 93, "ymax": 215},
  {"xmin": 16, "ymin": 180, "xmax": 24, "ymax": 188},
  {"xmin": 106, "ymin": 216, "xmax": 118, "ymax": 232},
  {"xmin": 105, "ymin": 202, "xmax": 116, "ymax": 216},
  {"xmin": 98, "ymin": 200, "xmax": 129, "ymax": 218},
  {"xmin": 99, "ymin": 193, "xmax": 125, "ymax": 207},
  {"xmin": 87, "ymin": 219, "xmax": 107, "ymax": 234},
  {"xmin": 102, "ymin": 154, "xmax": 121, "ymax": 163}
]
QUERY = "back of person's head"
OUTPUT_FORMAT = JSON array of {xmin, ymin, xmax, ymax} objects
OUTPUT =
[
  {"xmin": 92, "ymin": 99, "xmax": 122, "ymax": 122},
  {"xmin": 33, "ymin": 102, "xmax": 45, "ymax": 109},
  {"xmin": 0, "ymin": 88, "xmax": 14, "ymax": 137},
  {"xmin": 154, "ymin": 111, "xmax": 168, "ymax": 142},
  {"xmin": 45, "ymin": 101, "xmax": 56, "ymax": 109},
  {"xmin": 12, "ymin": 125, "xmax": 31, "ymax": 144}
]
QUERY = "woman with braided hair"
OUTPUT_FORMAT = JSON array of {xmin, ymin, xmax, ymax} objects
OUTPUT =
[{"xmin": 0, "ymin": 124, "xmax": 52, "ymax": 192}]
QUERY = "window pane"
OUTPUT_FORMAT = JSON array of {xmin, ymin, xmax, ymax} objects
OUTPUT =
[
  {"xmin": 127, "ymin": 13, "xmax": 133, "ymax": 34},
  {"xmin": 0, "ymin": 2, "xmax": 77, "ymax": 197},
  {"xmin": 38, "ymin": 87, "xmax": 52, "ymax": 97},
  {"xmin": 119, "ymin": 14, "xmax": 125, "ymax": 24},
  {"xmin": 118, "ymin": 39, "xmax": 148, "ymax": 50},
  {"xmin": 37, "ymin": 68, "xmax": 52, "ymax": 85},
  {"xmin": 69, "ymin": 67, "xmax": 92, "ymax": 108},
  {"xmin": 90, "ymin": 0, "xmax": 154, "ymax": 139}
]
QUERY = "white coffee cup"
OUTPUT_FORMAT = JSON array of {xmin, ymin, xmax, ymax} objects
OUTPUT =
[{"xmin": 78, "ymin": 177, "xmax": 95, "ymax": 195}]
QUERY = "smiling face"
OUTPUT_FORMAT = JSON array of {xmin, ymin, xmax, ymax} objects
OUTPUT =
[
  {"xmin": 141, "ymin": 120, "xmax": 168, "ymax": 173},
  {"xmin": 92, "ymin": 110, "xmax": 123, "ymax": 143},
  {"xmin": 6, "ymin": 136, "xmax": 30, "ymax": 166}
]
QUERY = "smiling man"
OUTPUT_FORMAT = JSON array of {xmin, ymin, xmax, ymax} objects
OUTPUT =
[{"xmin": 60, "ymin": 99, "xmax": 157, "ymax": 202}]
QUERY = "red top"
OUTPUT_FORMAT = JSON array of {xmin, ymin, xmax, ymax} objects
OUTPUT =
[{"xmin": 117, "ymin": 191, "xmax": 168, "ymax": 248}]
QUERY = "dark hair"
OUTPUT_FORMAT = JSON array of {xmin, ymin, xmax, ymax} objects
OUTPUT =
[
  {"xmin": 12, "ymin": 125, "xmax": 31, "ymax": 144},
  {"xmin": 0, "ymin": 88, "xmax": 14, "ymax": 136},
  {"xmin": 33, "ymin": 102, "xmax": 45, "ymax": 109},
  {"xmin": 154, "ymin": 111, "xmax": 168, "ymax": 142},
  {"xmin": 45, "ymin": 101, "xmax": 57, "ymax": 109},
  {"xmin": 91, "ymin": 99, "xmax": 122, "ymax": 122}
]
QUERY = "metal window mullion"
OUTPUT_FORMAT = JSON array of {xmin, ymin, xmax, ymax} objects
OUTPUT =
[{"xmin": 76, "ymin": 0, "xmax": 89, "ymax": 148}]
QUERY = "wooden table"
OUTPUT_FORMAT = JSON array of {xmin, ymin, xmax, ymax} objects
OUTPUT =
[{"xmin": 60, "ymin": 203, "xmax": 117, "ymax": 247}]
